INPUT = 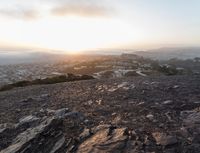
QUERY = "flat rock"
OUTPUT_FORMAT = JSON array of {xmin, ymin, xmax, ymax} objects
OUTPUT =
[
  {"xmin": 54, "ymin": 108, "xmax": 69, "ymax": 118},
  {"xmin": 77, "ymin": 126, "xmax": 128, "ymax": 153},
  {"xmin": 18, "ymin": 115, "xmax": 39, "ymax": 125},
  {"xmin": 163, "ymin": 100, "xmax": 173, "ymax": 105},
  {"xmin": 146, "ymin": 114, "xmax": 154, "ymax": 120},
  {"xmin": 152, "ymin": 132, "xmax": 177, "ymax": 146},
  {"xmin": 183, "ymin": 111, "xmax": 200, "ymax": 127}
]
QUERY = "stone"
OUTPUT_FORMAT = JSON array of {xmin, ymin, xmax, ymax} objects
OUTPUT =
[
  {"xmin": 54, "ymin": 108, "xmax": 69, "ymax": 118},
  {"xmin": 137, "ymin": 102, "xmax": 145, "ymax": 105},
  {"xmin": 183, "ymin": 144, "xmax": 200, "ymax": 153},
  {"xmin": 79, "ymin": 128, "xmax": 91, "ymax": 140},
  {"xmin": 18, "ymin": 115, "xmax": 39, "ymax": 126},
  {"xmin": 146, "ymin": 114, "xmax": 154, "ymax": 120},
  {"xmin": 46, "ymin": 108, "xmax": 56, "ymax": 114},
  {"xmin": 152, "ymin": 132, "xmax": 177, "ymax": 146},
  {"xmin": 0, "ymin": 123, "xmax": 14, "ymax": 133},
  {"xmin": 179, "ymin": 127, "xmax": 189, "ymax": 138},
  {"xmin": 87, "ymin": 100, "xmax": 93, "ymax": 105},
  {"xmin": 163, "ymin": 100, "xmax": 173, "ymax": 105},
  {"xmin": 15, "ymin": 109, "xmax": 21, "ymax": 113},
  {"xmin": 112, "ymin": 112, "xmax": 117, "ymax": 116},
  {"xmin": 77, "ymin": 126, "xmax": 128, "ymax": 153},
  {"xmin": 173, "ymin": 85, "xmax": 179, "ymax": 89},
  {"xmin": 91, "ymin": 124, "xmax": 111, "ymax": 133},
  {"xmin": 49, "ymin": 136, "xmax": 66, "ymax": 153},
  {"xmin": 40, "ymin": 94, "xmax": 49, "ymax": 98},
  {"xmin": 83, "ymin": 119, "xmax": 89, "ymax": 124},
  {"xmin": 64, "ymin": 111, "xmax": 85, "ymax": 122},
  {"xmin": 0, "ymin": 119, "xmax": 40, "ymax": 151},
  {"xmin": 112, "ymin": 116, "xmax": 122, "ymax": 124},
  {"xmin": 117, "ymin": 82, "xmax": 129, "ymax": 88},
  {"xmin": 182, "ymin": 111, "xmax": 200, "ymax": 128},
  {"xmin": 96, "ymin": 99, "xmax": 102, "ymax": 105}
]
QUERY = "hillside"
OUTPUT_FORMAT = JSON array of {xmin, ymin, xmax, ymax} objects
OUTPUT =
[
  {"xmin": 0, "ymin": 75, "xmax": 200, "ymax": 152},
  {"xmin": 134, "ymin": 47, "xmax": 200, "ymax": 60}
]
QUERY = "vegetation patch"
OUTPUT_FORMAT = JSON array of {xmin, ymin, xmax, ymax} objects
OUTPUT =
[{"xmin": 0, "ymin": 74, "xmax": 94, "ymax": 92}]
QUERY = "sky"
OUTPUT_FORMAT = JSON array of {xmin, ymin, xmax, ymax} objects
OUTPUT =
[{"xmin": 0, "ymin": 0, "xmax": 200, "ymax": 53}]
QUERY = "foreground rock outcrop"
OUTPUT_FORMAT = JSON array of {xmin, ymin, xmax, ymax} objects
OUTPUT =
[
  {"xmin": 0, "ymin": 109, "xmax": 131, "ymax": 153},
  {"xmin": 77, "ymin": 125, "xmax": 128, "ymax": 153},
  {"xmin": 0, "ymin": 117, "xmax": 65, "ymax": 153},
  {"xmin": 1, "ymin": 106, "xmax": 200, "ymax": 153}
]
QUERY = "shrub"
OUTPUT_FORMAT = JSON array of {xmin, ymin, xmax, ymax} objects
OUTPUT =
[{"xmin": 0, "ymin": 74, "xmax": 94, "ymax": 92}]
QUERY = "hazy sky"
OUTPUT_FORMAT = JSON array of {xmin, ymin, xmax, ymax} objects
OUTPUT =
[{"xmin": 0, "ymin": 0, "xmax": 200, "ymax": 52}]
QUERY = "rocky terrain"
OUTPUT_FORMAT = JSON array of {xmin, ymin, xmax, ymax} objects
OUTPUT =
[{"xmin": 0, "ymin": 75, "xmax": 200, "ymax": 153}]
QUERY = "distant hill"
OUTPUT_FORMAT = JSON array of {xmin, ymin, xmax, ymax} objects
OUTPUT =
[
  {"xmin": 1, "ymin": 47, "xmax": 200, "ymax": 65},
  {"xmin": 134, "ymin": 47, "xmax": 200, "ymax": 60},
  {"xmin": 0, "ymin": 51, "xmax": 67, "ymax": 65}
]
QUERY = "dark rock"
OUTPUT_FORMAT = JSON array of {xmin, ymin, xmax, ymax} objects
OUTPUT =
[
  {"xmin": 49, "ymin": 135, "xmax": 66, "ymax": 153},
  {"xmin": 183, "ymin": 144, "xmax": 200, "ymax": 153},
  {"xmin": 182, "ymin": 111, "xmax": 200, "ymax": 128},
  {"xmin": 0, "ymin": 118, "xmax": 66, "ymax": 153},
  {"xmin": 54, "ymin": 108, "xmax": 69, "ymax": 118},
  {"xmin": 0, "ymin": 123, "xmax": 14, "ymax": 133},
  {"xmin": 64, "ymin": 111, "xmax": 85, "ymax": 121},
  {"xmin": 152, "ymin": 132, "xmax": 177, "ymax": 146},
  {"xmin": 0, "ymin": 117, "xmax": 40, "ymax": 151}
]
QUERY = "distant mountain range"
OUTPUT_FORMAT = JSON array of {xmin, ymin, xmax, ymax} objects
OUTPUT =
[
  {"xmin": 0, "ymin": 47, "xmax": 200, "ymax": 65},
  {"xmin": 133, "ymin": 47, "xmax": 200, "ymax": 60},
  {"xmin": 0, "ymin": 51, "xmax": 67, "ymax": 65}
]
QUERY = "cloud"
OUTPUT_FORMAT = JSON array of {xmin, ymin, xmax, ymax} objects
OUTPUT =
[
  {"xmin": 50, "ymin": 1, "xmax": 114, "ymax": 18},
  {"xmin": 0, "ymin": 8, "xmax": 39, "ymax": 20},
  {"xmin": 0, "ymin": 0, "xmax": 115, "ymax": 20}
]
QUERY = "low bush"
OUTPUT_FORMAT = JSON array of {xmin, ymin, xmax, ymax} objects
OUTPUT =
[{"xmin": 0, "ymin": 74, "xmax": 94, "ymax": 92}]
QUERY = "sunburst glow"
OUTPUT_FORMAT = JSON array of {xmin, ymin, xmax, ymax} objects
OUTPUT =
[
  {"xmin": 0, "ymin": 0, "xmax": 200, "ymax": 52},
  {"xmin": 0, "ymin": 16, "xmax": 139, "ymax": 53}
]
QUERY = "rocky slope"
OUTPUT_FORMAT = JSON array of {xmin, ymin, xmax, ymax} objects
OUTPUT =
[{"xmin": 0, "ymin": 75, "xmax": 200, "ymax": 153}]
